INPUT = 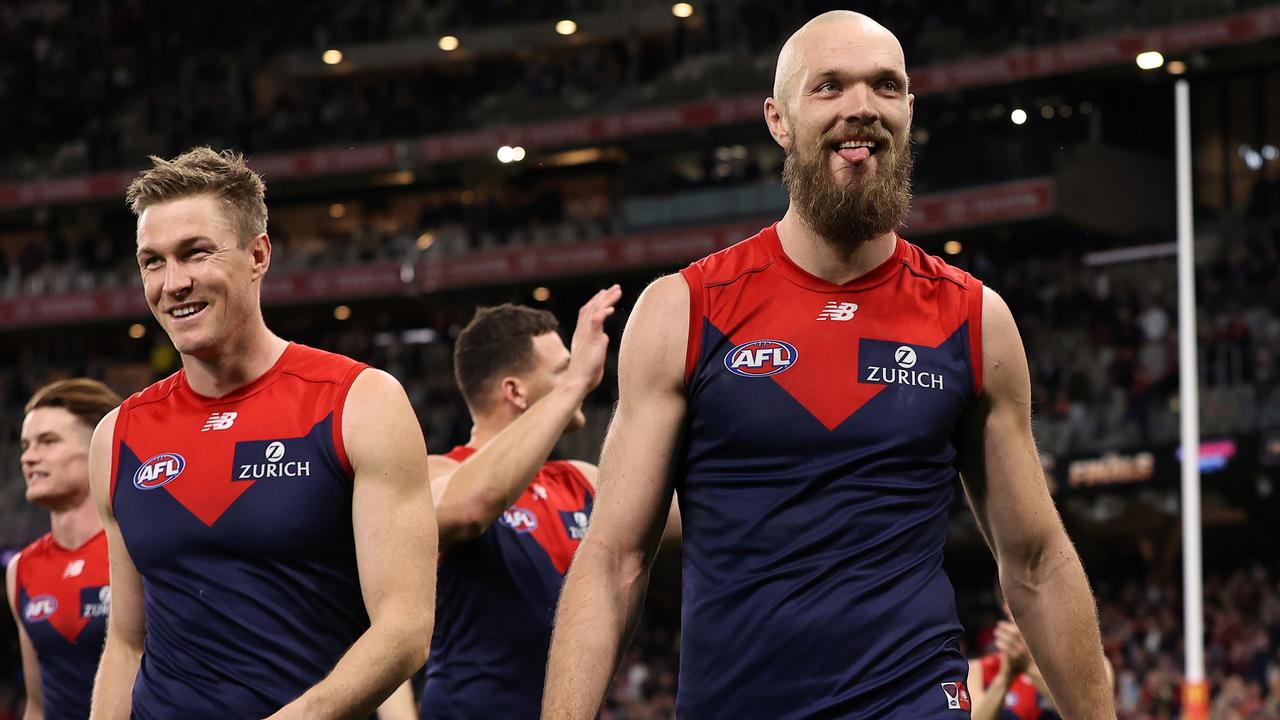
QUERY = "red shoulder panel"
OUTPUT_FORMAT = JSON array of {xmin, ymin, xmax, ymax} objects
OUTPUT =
[
  {"xmin": 443, "ymin": 445, "xmax": 475, "ymax": 462},
  {"xmin": 688, "ymin": 224, "xmax": 777, "ymax": 287}
]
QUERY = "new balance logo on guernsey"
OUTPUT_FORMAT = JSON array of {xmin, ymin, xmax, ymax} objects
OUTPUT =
[
  {"xmin": 201, "ymin": 411, "xmax": 238, "ymax": 431},
  {"xmin": 63, "ymin": 559, "xmax": 85, "ymax": 578},
  {"xmin": 816, "ymin": 301, "xmax": 858, "ymax": 321}
]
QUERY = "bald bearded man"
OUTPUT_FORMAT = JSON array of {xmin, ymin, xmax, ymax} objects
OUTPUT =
[{"xmin": 541, "ymin": 11, "xmax": 1113, "ymax": 719}]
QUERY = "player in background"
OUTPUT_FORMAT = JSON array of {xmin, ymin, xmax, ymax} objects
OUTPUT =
[
  {"xmin": 88, "ymin": 147, "xmax": 436, "ymax": 719},
  {"xmin": 543, "ymin": 10, "xmax": 1113, "ymax": 719},
  {"xmin": 8, "ymin": 379, "xmax": 121, "ymax": 720},
  {"xmin": 970, "ymin": 617, "xmax": 1062, "ymax": 720},
  {"xmin": 418, "ymin": 290, "xmax": 619, "ymax": 719},
  {"xmin": 969, "ymin": 591, "xmax": 1114, "ymax": 720}
]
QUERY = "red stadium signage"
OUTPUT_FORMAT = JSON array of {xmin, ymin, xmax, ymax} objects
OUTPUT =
[
  {"xmin": 0, "ymin": 7, "xmax": 1276, "ymax": 211},
  {"xmin": 260, "ymin": 263, "xmax": 404, "ymax": 302},
  {"xmin": 414, "ymin": 221, "xmax": 765, "ymax": 293},
  {"xmin": 910, "ymin": 5, "xmax": 1280, "ymax": 93},
  {"xmin": 907, "ymin": 178, "xmax": 1053, "ymax": 232},
  {"xmin": 0, "ymin": 180, "xmax": 1055, "ymax": 328},
  {"xmin": 248, "ymin": 144, "xmax": 402, "ymax": 182}
]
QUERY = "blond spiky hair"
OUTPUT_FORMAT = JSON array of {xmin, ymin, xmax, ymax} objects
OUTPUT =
[{"xmin": 126, "ymin": 146, "xmax": 267, "ymax": 246}]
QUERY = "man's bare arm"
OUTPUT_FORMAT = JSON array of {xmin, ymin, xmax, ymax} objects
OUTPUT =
[
  {"xmin": 957, "ymin": 287, "xmax": 1114, "ymax": 718},
  {"xmin": 268, "ymin": 369, "xmax": 436, "ymax": 719},
  {"xmin": 967, "ymin": 659, "xmax": 1011, "ymax": 720},
  {"xmin": 88, "ymin": 408, "xmax": 147, "ymax": 720},
  {"xmin": 8, "ymin": 554, "xmax": 45, "ymax": 720},
  {"xmin": 542, "ymin": 274, "xmax": 689, "ymax": 718},
  {"xmin": 375, "ymin": 681, "xmax": 417, "ymax": 720},
  {"xmin": 433, "ymin": 286, "xmax": 620, "ymax": 545}
]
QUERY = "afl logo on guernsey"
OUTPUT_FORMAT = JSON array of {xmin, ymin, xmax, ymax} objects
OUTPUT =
[
  {"xmin": 23, "ymin": 595, "xmax": 57, "ymax": 623},
  {"xmin": 134, "ymin": 453, "xmax": 186, "ymax": 490},
  {"xmin": 724, "ymin": 340, "xmax": 798, "ymax": 377},
  {"xmin": 500, "ymin": 506, "xmax": 539, "ymax": 534}
]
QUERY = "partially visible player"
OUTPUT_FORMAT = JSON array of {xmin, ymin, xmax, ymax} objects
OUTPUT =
[
  {"xmin": 419, "ymin": 290, "xmax": 619, "ymax": 719},
  {"xmin": 968, "ymin": 593, "xmax": 1114, "ymax": 720},
  {"xmin": 543, "ymin": 10, "xmax": 1113, "ymax": 719},
  {"xmin": 969, "ymin": 618, "xmax": 1060, "ymax": 720},
  {"xmin": 7, "ymin": 379, "xmax": 120, "ymax": 720},
  {"xmin": 88, "ymin": 147, "xmax": 436, "ymax": 719}
]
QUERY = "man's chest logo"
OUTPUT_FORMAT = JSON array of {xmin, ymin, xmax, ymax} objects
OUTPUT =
[
  {"xmin": 23, "ymin": 595, "xmax": 57, "ymax": 623},
  {"xmin": 816, "ymin": 302, "xmax": 858, "ymax": 321},
  {"xmin": 134, "ymin": 453, "xmax": 186, "ymax": 490},
  {"xmin": 235, "ymin": 439, "xmax": 313, "ymax": 479},
  {"xmin": 202, "ymin": 411, "xmax": 238, "ymax": 431},
  {"xmin": 82, "ymin": 586, "xmax": 111, "ymax": 618},
  {"xmin": 861, "ymin": 342, "xmax": 946, "ymax": 391},
  {"xmin": 724, "ymin": 339, "xmax": 798, "ymax": 377},
  {"xmin": 500, "ymin": 507, "xmax": 539, "ymax": 534},
  {"xmin": 559, "ymin": 509, "xmax": 590, "ymax": 540}
]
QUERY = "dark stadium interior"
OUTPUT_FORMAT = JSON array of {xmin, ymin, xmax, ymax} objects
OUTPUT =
[{"xmin": 2, "ymin": 0, "xmax": 1280, "ymax": 717}]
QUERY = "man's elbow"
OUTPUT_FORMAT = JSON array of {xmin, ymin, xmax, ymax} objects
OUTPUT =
[
  {"xmin": 406, "ymin": 619, "xmax": 432, "ymax": 670},
  {"xmin": 997, "ymin": 528, "xmax": 1078, "ymax": 593},
  {"xmin": 436, "ymin": 501, "xmax": 499, "ymax": 545},
  {"xmin": 383, "ymin": 609, "xmax": 433, "ymax": 670},
  {"xmin": 572, "ymin": 535, "xmax": 649, "ymax": 593},
  {"xmin": 103, "ymin": 624, "xmax": 145, "ymax": 657}
]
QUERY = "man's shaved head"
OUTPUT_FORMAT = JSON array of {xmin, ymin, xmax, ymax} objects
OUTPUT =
[{"xmin": 772, "ymin": 11, "xmax": 906, "ymax": 107}]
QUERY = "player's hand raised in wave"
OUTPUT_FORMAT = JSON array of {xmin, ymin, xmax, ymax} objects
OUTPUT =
[
  {"xmin": 566, "ymin": 284, "xmax": 622, "ymax": 393},
  {"xmin": 994, "ymin": 619, "xmax": 1032, "ymax": 675}
]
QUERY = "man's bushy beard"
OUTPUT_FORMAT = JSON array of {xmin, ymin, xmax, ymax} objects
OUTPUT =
[{"xmin": 782, "ymin": 126, "xmax": 914, "ymax": 250}]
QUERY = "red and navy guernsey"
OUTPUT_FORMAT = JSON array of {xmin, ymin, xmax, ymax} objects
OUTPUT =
[
  {"xmin": 676, "ymin": 224, "xmax": 983, "ymax": 718},
  {"xmin": 13, "ymin": 530, "xmax": 110, "ymax": 720},
  {"xmin": 978, "ymin": 654, "xmax": 1060, "ymax": 720},
  {"xmin": 110, "ymin": 342, "xmax": 370, "ymax": 719},
  {"xmin": 421, "ymin": 446, "xmax": 594, "ymax": 720}
]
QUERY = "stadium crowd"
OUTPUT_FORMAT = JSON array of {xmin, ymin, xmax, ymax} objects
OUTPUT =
[
  {"xmin": 0, "ymin": 0, "xmax": 1271, "ymax": 181},
  {"xmin": 978, "ymin": 215, "xmax": 1280, "ymax": 456}
]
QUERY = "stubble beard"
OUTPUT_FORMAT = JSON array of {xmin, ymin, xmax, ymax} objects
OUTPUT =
[{"xmin": 782, "ymin": 126, "xmax": 914, "ymax": 253}]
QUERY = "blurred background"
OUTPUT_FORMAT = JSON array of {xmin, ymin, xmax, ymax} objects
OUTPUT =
[{"xmin": 1, "ymin": 0, "xmax": 1278, "ymax": 717}]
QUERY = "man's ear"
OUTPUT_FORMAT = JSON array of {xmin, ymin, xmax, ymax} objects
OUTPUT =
[
  {"xmin": 249, "ymin": 232, "xmax": 271, "ymax": 280},
  {"xmin": 499, "ymin": 376, "xmax": 529, "ymax": 412},
  {"xmin": 764, "ymin": 97, "xmax": 791, "ymax": 152}
]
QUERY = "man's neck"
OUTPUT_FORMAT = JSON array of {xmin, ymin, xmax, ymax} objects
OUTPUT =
[
  {"xmin": 775, "ymin": 210, "xmax": 898, "ymax": 285},
  {"xmin": 182, "ymin": 325, "xmax": 290, "ymax": 398},
  {"xmin": 467, "ymin": 410, "xmax": 518, "ymax": 450},
  {"xmin": 49, "ymin": 497, "xmax": 102, "ymax": 551}
]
